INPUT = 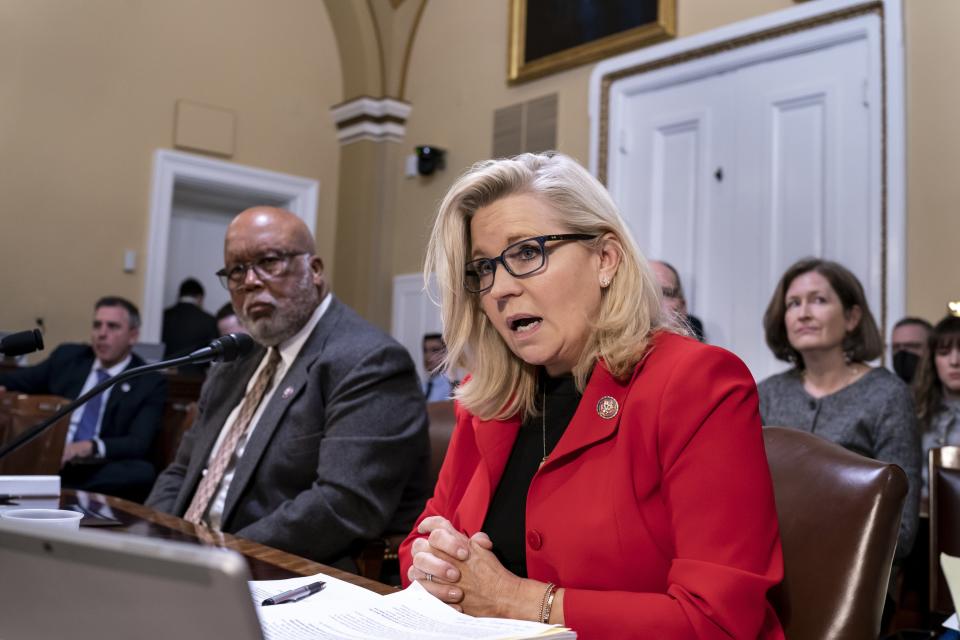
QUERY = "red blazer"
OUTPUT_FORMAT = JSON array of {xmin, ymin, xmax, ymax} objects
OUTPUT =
[{"xmin": 400, "ymin": 332, "xmax": 784, "ymax": 639}]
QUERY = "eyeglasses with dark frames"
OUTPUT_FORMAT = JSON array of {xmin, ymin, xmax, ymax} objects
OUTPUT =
[
  {"xmin": 661, "ymin": 286, "xmax": 682, "ymax": 300},
  {"xmin": 463, "ymin": 234, "xmax": 597, "ymax": 293},
  {"xmin": 216, "ymin": 251, "xmax": 309, "ymax": 290}
]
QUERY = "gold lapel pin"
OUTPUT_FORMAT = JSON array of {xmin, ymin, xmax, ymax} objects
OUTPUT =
[{"xmin": 596, "ymin": 396, "xmax": 619, "ymax": 419}]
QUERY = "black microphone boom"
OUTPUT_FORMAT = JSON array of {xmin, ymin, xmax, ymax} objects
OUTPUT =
[
  {"xmin": 0, "ymin": 333, "xmax": 255, "ymax": 462},
  {"xmin": 184, "ymin": 332, "xmax": 254, "ymax": 364},
  {"xmin": 0, "ymin": 330, "xmax": 44, "ymax": 357}
]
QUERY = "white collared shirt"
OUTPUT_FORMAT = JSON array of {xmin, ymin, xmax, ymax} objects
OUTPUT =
[
  {"xmin": 203, "ymin": 293, "xmax": 331, "ymax": 529},
  {"xmin": 66, "ymin": 353, "xmax": 133, "ymax": 457}
]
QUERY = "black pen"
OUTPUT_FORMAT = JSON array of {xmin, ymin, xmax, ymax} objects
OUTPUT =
[{"xmin": 261, "ymin": 581, "xmax": 326, "ymax": 606}]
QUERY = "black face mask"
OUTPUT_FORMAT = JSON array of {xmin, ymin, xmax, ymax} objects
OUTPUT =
[{"xmin": 893, "ymin": 350, "xmax": 920, "ymax": 384}]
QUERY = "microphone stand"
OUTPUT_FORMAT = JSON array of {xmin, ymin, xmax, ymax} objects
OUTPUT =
[{"xmin": 0, "ymin": 353, "xmax": 198, "ymax": 462}]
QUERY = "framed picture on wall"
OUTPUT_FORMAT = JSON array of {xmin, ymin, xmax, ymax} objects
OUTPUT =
[{"xmin": 508, "ymin": 0, "xmax": 676, "ymax": 84}]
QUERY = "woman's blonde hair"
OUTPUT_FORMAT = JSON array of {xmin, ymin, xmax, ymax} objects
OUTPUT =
[{"xmin": 424, "ymin": 152, "xmax": 663, "ymax": 420}]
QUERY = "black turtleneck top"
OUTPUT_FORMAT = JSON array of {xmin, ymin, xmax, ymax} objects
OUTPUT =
[{"xmin": 481, "ymin": 372, "xmax": 581, "ymax": 578}]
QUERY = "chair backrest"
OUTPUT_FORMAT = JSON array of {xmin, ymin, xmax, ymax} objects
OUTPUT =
[
  {"xmin": 152, "ymin": 372, "xmax": 203, "ymax": 471},
  {"xmin": 763, "ymin": 426, "xmax": 909, "ymax": 640},
  {"xmin": 426, "ymin": 400, "xmax": 456, "ymax": 487},
  {"xmin": 0, "ymin": 391, "xmax": 71, "ymax": 474},
  {"xmin": 928, "ymin": 446, "xmax": 960, "ymax": 613},
  {"xmin": 354, "ymin": 400, "xmax": 458, "ymax": 583},
  {"xmin": 154, "ymin": 401, "xmax": 198, "ymax": 471}
]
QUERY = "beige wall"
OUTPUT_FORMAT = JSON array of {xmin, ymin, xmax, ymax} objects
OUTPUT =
[
  {"xmin": 3, "ymin": 0, "xmax": 956, "ymax": 356},
  {"xmin": 904, "ymin": 0, "xmax": 960, "ymax": 321},
  {"xmin": 0, "ymin": 0, "xmax": 342, "ymax": 353},
  {"xmin": 392, "ymin": 0, "xmax": 793, "ymax": 278},
  {"xmin": 394, "ymin": 0, "xmax": 957, "ymax": 325}
]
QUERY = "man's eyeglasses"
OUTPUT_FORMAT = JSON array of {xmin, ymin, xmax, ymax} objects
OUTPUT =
[
  {"xmin": 463, "ymin": 234, "xmax": 597, "ymax": 293},
  {"xmin": 216, "ymin": 252, "xmax": 308, "ymax": 290}
]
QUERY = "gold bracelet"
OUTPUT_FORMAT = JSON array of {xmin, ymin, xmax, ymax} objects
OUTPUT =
[{"xmin": 539, "ymin": 582, "xmax": 557, "ymax": 624}]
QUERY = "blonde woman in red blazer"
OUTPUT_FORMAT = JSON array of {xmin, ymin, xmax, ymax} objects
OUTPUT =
[{"xmin": 401, "ymin": 152, "xmax": 784, "ymax": 639}]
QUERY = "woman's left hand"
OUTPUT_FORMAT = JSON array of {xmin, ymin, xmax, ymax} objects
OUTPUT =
[{"xmin": 447, "ymin": 534, "xmax": 543, "ymax": 620}]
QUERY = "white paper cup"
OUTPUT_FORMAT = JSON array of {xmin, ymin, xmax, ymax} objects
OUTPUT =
[{"xmin": 0, "ymin": 508, "xmax": 83, "ymax": 530}]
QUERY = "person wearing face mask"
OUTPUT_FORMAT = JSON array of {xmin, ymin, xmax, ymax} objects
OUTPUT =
[
  {"xmin": 890, "ymin": 317, "xmax": 933, "ymax": 384},
  {"xmin": 757, "ymin": 258, "xmax": 920, "ymax": 558},
  {"xmin": 400, "ymin": 153, "xmax": 784, "ymax": 639},
  {"xmin": 915, "ymin": 315, "xmax": 960, "ymax": 498}
]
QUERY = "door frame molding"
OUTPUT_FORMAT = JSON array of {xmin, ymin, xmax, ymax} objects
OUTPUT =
[
  {"xmin": 589, "ymin": 0, "xmax": 905, "ymax": 336},
  {"xmin": 141, "ymin": 149, "xmax": 319, "ymax": 341}
]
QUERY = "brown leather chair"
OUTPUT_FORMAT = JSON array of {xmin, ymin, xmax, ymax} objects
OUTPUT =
[
  {"xmin": 0, "ymin": 391, "xmax": 71, "ymax": 475},
  {"xmin": 928, "ymin": 446, "xmax": 960, "ymax": 613},
  {"xmin": 426, "ymin": 400, "xmax": 456, "ymax": 486},
  {"xmin": 764, "ymin": 426, "xmax": 909, "ymax": 640},
  {"xmin": 356, "ymin": 400, "xmax": 457, "ymax": 582},
  {"xmin": 153, "ymin": 400, "xmax": 197, "ymax": 471}
]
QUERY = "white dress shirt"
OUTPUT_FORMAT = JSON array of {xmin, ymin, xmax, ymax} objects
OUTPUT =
[{"xmin": 203, "ymin": 293, "xmax": 331, "ymax": 529}]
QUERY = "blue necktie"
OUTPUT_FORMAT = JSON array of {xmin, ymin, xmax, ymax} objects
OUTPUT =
[{"xmin": 73, "ymin": 369, "xmax": 111, "ymax": 442}]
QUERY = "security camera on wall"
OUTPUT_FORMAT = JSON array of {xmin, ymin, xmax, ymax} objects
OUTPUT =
[{"xmin": 415, "ymin": 146, "xmax": 446, "ymax": 176}]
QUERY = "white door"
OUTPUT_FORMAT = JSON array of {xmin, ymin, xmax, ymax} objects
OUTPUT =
[
  {"xmin": 609, "ymin": 28, "xmax": 878, "ymax": 381},
  {"xmin": 165, "ymin": 203, "xmax": 234, "ymax": 316},
  {"xmin": 391, "ymin": 274, "xmax": 442, "ymax": 383}
]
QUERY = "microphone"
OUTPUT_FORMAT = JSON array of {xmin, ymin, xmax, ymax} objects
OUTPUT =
[
  {"xmin": 183, "ymin": 332, "xmax": 255, "ymax": 364},
  {"xmin": 0, "ymin": 330, "xmax": 44, "ymax": 357},
  {"xmin": 0, "ymin": 333, "xmax": 256, "ymax": 462}
]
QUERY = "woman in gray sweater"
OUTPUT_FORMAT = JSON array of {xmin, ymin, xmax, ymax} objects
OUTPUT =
[{"xmin": 757, "ymin": 257, "xmax": 920, "ymax": 563}]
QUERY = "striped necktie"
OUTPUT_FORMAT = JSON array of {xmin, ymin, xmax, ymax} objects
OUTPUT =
[{"xmin": 183, "ymin": 348, "xmax": 282, "ymax": 525}]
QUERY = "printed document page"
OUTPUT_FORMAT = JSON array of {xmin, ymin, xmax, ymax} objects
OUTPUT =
[
  {"xmin": 250, "ymin": 575, "xmax": 574, "ymax": 640},
  {"xmin": 940, "ymin": 553, "xmax": 960, "ymax": 631}
]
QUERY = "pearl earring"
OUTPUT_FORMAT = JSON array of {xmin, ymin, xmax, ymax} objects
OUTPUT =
[{"xmin": 600, "ymin": 277, "xmax": 610, "ymax": 288}]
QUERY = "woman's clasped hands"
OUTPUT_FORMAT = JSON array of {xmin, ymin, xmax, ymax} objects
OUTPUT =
[{"xmin": 407, "ymin": 516, "xmax": 550, "ymax": 621}]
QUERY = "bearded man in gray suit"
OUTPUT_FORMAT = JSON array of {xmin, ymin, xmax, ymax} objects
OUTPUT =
[{"xmin": 146, "ymin": 207, "xmax": 430, "ymax": 568}]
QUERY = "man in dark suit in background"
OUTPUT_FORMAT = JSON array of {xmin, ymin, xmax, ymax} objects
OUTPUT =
[
  {"xmin": 162, "ymin": 278, "xmax": 219, "ymax": 376},
  {"xmin": 650, "ymin": 260, "xmax": 706, "ymax": 342},
  {"xmin": 0, "ymin": 297, "xmax": 167, "ymax": 501},
  {"xmin": 215, "ymin": 302, "xmax": 246, "ymax": 336},
  {"xmin": 147, "ymin": 207, "xmax": 430, "ymax": 568}
]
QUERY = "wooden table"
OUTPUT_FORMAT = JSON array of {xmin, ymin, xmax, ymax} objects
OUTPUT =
[{"xmin": 45, "ymin": 490, "xmax": 397, "ymax": 595}]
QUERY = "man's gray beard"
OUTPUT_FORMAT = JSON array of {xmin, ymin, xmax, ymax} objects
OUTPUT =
[{"xmin": 242, "ymin": 281, "xmax": 320, "ymax": 347}]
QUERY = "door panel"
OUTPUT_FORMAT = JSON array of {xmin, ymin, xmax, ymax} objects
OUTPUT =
[
  {"xmin": 613, "ymin": 74, "xmax": 736, "ymax": 342},
  {"xmin": 611, "ymin": 34, "xmax": 874, "ymax": 381}
]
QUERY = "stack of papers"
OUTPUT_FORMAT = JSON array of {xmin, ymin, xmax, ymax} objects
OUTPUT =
[
  {"xmin": 0, "ymin": 475, "xmax": 60, "ymax": 514},
  {"xmin": 250, "ymin": 573, "xmax": 575, "ymax": 639},
  {"xmin": 0, "ymin": 475, "xmax": 60, "ymax": 496},
  {"xmin": 941, "ymin": 553, "xmax": 960, "ymax": 631}
]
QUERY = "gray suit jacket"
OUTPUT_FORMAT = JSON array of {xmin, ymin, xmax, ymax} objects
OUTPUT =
[{"xmin": 146, "ymin": 297, "xmax": 430, "ymax": 564}]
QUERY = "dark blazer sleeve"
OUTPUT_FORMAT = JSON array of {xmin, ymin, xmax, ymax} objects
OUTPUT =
[
  {"xmin": 875, "ymin": 381, "xmax": 921, "ymax": 561},
  {"xmin": 0, "ymin": 344, "xmax": 87, "ymax": 395},
  {"xmin": 233, "ymin": 339, "xmax": 429, "ymax": 561},
  {"xmin": 0, "ymin": 358, "xmax": 54, "ymax": 393},
  {"xmin": 99, "ymin": 371, "xmax": 167, "ymax": 461}
]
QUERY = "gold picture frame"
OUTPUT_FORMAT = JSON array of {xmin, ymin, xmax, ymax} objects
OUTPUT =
[{"xmin": 508, "ymin": 0, "xmax": 677, "ymax": 85}]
